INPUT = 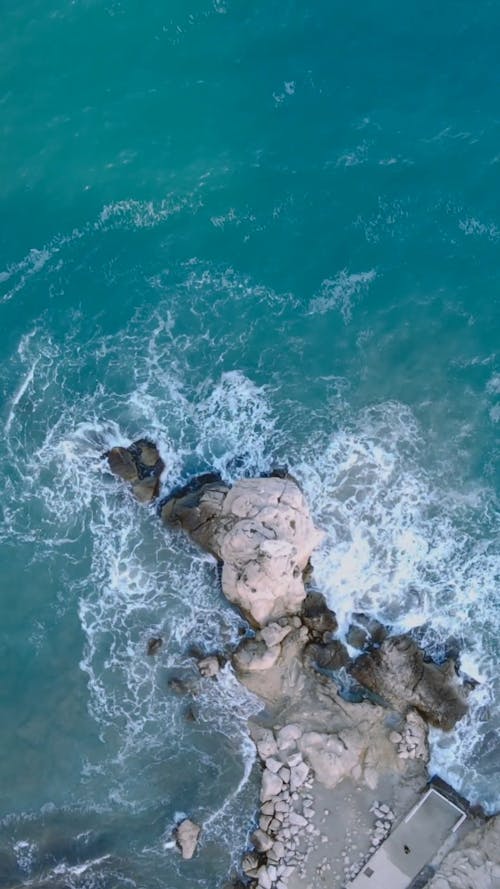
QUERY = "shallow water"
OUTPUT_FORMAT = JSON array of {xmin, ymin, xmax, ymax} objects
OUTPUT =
[{"xmin": 1, "ymin": 1, "xmax": 499, "ymax": 886}]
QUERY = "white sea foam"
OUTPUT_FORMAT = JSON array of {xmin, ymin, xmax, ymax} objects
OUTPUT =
[
  {"xmin": 308, "ymin": 269, "xmax": 376, "ymax": 321},
  {"xmin": 292, "ymin": 400, "xmax": 499, "ymax": 809}
]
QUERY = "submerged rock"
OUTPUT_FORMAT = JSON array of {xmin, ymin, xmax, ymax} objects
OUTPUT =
[
  {"xmin": 175, "ymin": 818, "xmax": 201, "ymax": 859},
  {"xmin": 351, "ymin": 635, "xmax": 468, "ymax": 730},
  {"xmin": 197, "ymin": 655, "xmax": 220, "ymax": 678},
  {"xmin": 147, "ymin": 636, "xmax": 163, "ymax": 656}
]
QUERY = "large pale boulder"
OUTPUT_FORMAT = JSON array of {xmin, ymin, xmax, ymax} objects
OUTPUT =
[
  {"xmin": 427, "ymin": 815, "xmax": 500, "ymax": 889},
  {"xmin": 351, "ymin": 635, "xmax": 468, "ymax": 730},
  {"xmin": 175, "ymin": 818, "xmax": 201, "ymax": 859},
  {"xmin": 163, "ymin": 475, "xmax": 324, "ymax": 627},
  {"xmin": 219, "ymin": 478, "xmax": 324, "ymax": 626}
]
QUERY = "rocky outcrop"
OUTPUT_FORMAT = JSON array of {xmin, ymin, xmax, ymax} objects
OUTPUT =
[
  {"xmin": 351, "ymin": 635, "xmax": 468, "ymax": 730},
  {"xmin": 162, "ymin": 476, "xmax": 324, "ymax": 627},
  {"xmin": 426, "ymin": 815, "xmax": 500, "ymax": 889},
  {"xmin": 160, "ymin": 474, "xmax": 229, "ymax": 557},
  {"xmin": 105, "ymin": 438, "xmax": 164, "ymax": 503},
  {"xmin": 175, "ymin": 818, "xmax": 201, "ymax": 859}
]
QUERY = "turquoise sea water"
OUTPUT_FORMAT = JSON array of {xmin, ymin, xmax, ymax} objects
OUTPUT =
[{"xmin": 1, "ymin": 1, "xmax": 499, "ymax": 886}]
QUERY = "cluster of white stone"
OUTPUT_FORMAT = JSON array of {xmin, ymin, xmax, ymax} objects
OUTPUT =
[
  {"xmin": 243, "ymin": 724, "xmax": 319, "ymax": 889},
  {"xmin": 339, "ymin": 801, "xmax": 395, "ymax": 884},
  {"xmin": 389, "ymin": 710, "xmax": 428, "ymax": 760}
]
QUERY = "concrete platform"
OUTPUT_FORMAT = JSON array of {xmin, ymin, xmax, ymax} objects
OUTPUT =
[{"xmin": 347, "ymin": 788, "xmax": 466, "ymax": 889}]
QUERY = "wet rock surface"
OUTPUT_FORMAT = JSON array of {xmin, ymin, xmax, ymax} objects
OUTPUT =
[
  {"xmin": 105, "ymin": 438, "xmax": 164, "ymax": 503},
  {"xmin": 351, "ymin": 634, "xmax": 468, "ymax": 730}
]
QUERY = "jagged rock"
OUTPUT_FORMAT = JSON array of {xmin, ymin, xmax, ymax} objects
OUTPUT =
[
  {"xmin": 242, "ymin": 851, "xmax": 260, "ymax": 875},
  {"xmin": 351, "ymin": 635, "xmax": 468, "ymax": 730},
  {"xmin": 276, "ymin": 724, "xmax": 302, "ymax": 750},
  {"xmin": 220, "ymin": 478, "xmax": 324, "ymax": 627},
  {"xmin": 300, "ymin": 591, "xmax": 338, "ymax": 640},
  {"xmin": 346, "ymin": 613, "xmax": 387, "ymax": 650},
  {"xmin": 160, "ymin": 476, "xmax": 230, "ymax": 557},
  {"xmin": 250, "ymin": 725, "xmax": 278, "ymax": 759},
  {"xmin": 107, "ymin": 446, "xmax": 139, "ymax": 482},
  {"xmin": 197, "ymin": 656, "xmax": 220, "ymax": 678},
  {"xmin": 106, "ymin": 439, "xmax": 164, "ymax": 502},
  {"xmin": 303, "ymin": 640, "xmax": 350, "ymax": 672},
  {"xmin": 132, "ymin": 475, "xmax": 160, "ymax": 503},
  {"xmin": 233, "ymin": 639, "xmax": 281, "ymax": 673},
  {"xmin": 426, "ymin": 815, "xmax": 500, "ymax": 889},
  {"xmin": 175, "ymin": 818, "xmax": 201, "ymax": 859}
]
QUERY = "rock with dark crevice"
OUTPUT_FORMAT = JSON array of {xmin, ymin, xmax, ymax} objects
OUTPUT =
[
  {"xmin": 303, "ymin": 639, "xmax": 351, "ymax": 672},
  {"xmin": 346, "ymin": 612, "xmax": 388, "ymax": 650},
  {"xmin": 350, "ymin": 634, "xmax": 468, "ymax": 730},
  {"xmin": 300, "ymin": 591, "xmax": 338, "ymax": 640},
  {"xmin": 105, "ymin": 438, "xmax": 164, "ymax": 503}
]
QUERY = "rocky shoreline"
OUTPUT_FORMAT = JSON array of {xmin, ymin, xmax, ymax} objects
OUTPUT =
[{"xmin": 105, "ymin": 440, "xmax": 499, "ymax": 889}]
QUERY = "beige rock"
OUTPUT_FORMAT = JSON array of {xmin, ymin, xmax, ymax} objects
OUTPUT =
[
  {"xmin": 266, "ymin": 757, "xmax": 283, "ymax": 773},
  {"xmin": 233, "ymin": 639, "xmax": 281, "ymax": 673},
  {"xmin": 258, "ymin": 622, "xmax": 292, "ymax": 647},
  {"xmin": 219, "ymin": 478, "xmax": 324, "ymax": 627},
  {"xmin": 175, "ymin": 819, "xmax": 201, "ymax": 859},
  {"xmin": 251, "ymin": 829, "xmax": 274, "ymax": 853},
  {"xmin": 427, "ymin": 815, "xmax": 500, "ymax": 889},
  {"xmin": 277, "ymin": 724, "xmax": 302, "ymax": 749}
]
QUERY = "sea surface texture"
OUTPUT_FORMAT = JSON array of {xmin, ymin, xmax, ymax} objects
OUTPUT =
[{"xmin": 0, "ymin": 1, "xmax": 499, "ymax": 886}]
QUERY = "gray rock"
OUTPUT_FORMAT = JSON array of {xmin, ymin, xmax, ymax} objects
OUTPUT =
[
  {"xmin": 351, "ymin": 634, "xmax": 468, "ymax": 730},
  {"xmin": 261, "ymin": 769, "xmax": 284, "ymax": 801}
]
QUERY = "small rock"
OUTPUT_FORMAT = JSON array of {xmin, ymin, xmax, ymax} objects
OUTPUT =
[
  {"xmin": 389, "ymin": 731, "xmax": 403, "ymax": 744},
  {"xmin": 259, "ymin": 623, "xmax": 292, "ymax": 647},
  {"xmin": 175, "ymin": 819, "xmax": 201, "ymax": 860},
  {"xmin": 261, "ymin": 800, "xmax": 275, "ymax": 816},
  {"xmin": 278, "ymin": 767, "xmax": 291, "ymax": 784},
  {"xmin": 266, "ymin": 757, "xmax": 283, "ymax": 774},
  {"xmin": 257, "ymin": 865, "xmax": 272, "ymax": 889},
  {"xmin": 198, "ymin": 656, "xmax": 220, "ymax": 678},
  {"xmin": 261, "ymin": 769, "xmax": 284, "ymax": 801},
  {"xmin": 290, "ymin": 761, "xmax": 309, "ymax": 791},
  {"xmin": 277, "ymin": 724, "xmax": 302, "ymax": 750},
  {"xmin": 251, "ymin": 829, "xmax": 273, "ymax": 853}
]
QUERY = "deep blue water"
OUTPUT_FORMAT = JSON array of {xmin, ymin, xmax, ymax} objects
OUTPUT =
[{"xmin": 0, "ymin": 2, "xmax": 499, "ymax": 886}]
